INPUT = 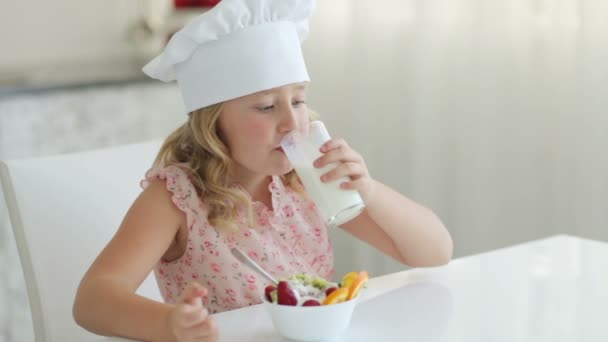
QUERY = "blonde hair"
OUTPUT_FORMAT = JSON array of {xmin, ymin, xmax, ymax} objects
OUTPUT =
[{"xmin": 154, "ymin": 103, "xmax": 314, "ymax": 230}]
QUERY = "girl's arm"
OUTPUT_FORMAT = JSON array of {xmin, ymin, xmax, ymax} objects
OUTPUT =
[
  {"xmin": 340, "ymin": 180, "xmax": 452, "ymax": 267},
  {"xmin": 73, "ymin": 180, "xmax": 201, "ymax": 342},
  {"xmin": 315, "ymin": 139, "xmax": 453, "ymax": 267}
]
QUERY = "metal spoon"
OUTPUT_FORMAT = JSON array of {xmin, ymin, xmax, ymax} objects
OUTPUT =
[{"xmin": 231, "ymin": 247, "xmax": 279, "ymax": 285}]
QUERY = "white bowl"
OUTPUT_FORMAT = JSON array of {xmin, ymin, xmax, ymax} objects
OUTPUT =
[{"xmin": 262, "ymin": 295, "xmax": 360, "ymax": 341}]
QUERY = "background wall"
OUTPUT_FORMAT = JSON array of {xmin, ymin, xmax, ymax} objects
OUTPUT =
[
  {"xmin": 1, "ymin": 0, "xmax": 607, "ymax": 340},
  {"xmin": 304, "ymin": 0, "xmax": 608, "ymax": 275}
]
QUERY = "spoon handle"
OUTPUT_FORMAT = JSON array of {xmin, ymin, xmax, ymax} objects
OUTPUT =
[{"xmin": 231, "ymin": 248, "xmax": 278, "ymax": 285}]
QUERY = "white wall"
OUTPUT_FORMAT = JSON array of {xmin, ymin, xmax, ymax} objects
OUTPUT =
[{"xmin": 304, "ymin": 0, "xmax": 608, "ymax": 274}]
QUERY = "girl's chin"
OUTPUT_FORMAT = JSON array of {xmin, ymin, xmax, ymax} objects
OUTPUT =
[
  {"xmin": 272, "ymin": 159, "xmax": 294, "ymax": 175},
  {"xmin": 256, "ymin": 152, "xmax": 292, "ymax": 175},
  {"xmin": 273, "ymin": 164, "xmax": 294, "ymax": 176}
]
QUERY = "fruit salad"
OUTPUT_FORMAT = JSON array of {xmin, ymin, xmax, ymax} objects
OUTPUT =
[{"xmin": 264, "ymin": 271, "xmax": 369, "ymax": 307}]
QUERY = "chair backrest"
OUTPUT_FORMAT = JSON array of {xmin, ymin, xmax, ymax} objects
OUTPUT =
[{"xmin": 0, "ymin": 141, "xmax": 164, "ymax": 342}]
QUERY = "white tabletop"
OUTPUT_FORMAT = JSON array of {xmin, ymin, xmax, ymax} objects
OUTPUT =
[{"xmin": 103, "ymin": 235, "xmax": 608, "ymax": 341}]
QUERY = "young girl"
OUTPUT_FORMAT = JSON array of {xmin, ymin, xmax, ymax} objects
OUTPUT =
[{"xmin": 73, "ymin": 0, "xmax": 452, "ymax": 341}]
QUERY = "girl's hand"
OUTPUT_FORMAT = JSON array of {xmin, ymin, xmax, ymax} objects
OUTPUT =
[
  {"xmin": 313, "ymin": 138, "xmax": 377, "ymax": 203},
  {"xmin": 167, "ymin": 282, "xmax": 219, "ymax": 342}
]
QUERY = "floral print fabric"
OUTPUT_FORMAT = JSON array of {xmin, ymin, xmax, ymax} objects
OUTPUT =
[{"xmin": 141, "ymin": 165, "xmax": 334, "ymax": 313}]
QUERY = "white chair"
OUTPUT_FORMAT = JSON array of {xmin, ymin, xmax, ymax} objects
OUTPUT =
[{"xmin": 0, "ymin": 141, "xmax": 164, "ymax": 342}]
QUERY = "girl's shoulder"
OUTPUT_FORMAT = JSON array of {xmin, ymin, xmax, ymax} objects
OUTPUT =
[
  {"xmin": 141, "ymin": 164, "xmax": 206, "ymax": 216},
  {"xmin": 142, "ymin": 164, "xmax": 191, "ymax": 188}
]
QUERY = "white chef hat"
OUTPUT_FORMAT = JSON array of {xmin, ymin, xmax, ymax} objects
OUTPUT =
[{"xmin": 142, "ymin": 0, "xmax": 315, "ymax": 113}]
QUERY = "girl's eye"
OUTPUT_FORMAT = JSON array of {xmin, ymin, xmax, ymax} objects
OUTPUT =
[
  {"xmin": 293, "ymin": 100, "xmax": 306, "ymax": 106},
  {"xmin": 257, "ymin": 105, "xmax": 274, "ymax": 112}
]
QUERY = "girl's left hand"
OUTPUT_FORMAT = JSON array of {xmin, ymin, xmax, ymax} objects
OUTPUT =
[{"xmin": 313, "ymin": 138, "xmax": 376, "ymax": 203}]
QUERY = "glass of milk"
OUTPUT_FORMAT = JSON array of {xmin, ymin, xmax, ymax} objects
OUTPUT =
[{"xmin": 280, "ymin": 121, "xmax": 365, "ymax": 226}]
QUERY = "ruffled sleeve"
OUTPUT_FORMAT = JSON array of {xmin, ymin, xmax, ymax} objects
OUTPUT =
[{"xmin": 140, "ymin": 165, "xmax": 206, "ymax": 224}]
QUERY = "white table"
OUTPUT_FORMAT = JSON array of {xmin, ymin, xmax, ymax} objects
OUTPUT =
[{"xmin": 103, "ymin": 235, "xmax": 608, "ymax": 341}]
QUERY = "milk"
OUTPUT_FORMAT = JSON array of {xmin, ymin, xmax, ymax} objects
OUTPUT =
[{"xmin": 281, "ymin": 121, "xmax": 365, "ymax": 226}]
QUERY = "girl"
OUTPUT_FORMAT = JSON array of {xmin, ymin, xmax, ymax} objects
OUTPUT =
[{"xmin": 73, "ymin": 1, "xmax": 452, "ymax": 341}]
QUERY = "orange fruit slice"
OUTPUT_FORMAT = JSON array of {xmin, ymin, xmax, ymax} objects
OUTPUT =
[
  {"xmin": 322, "ymin": 287, "xmax": 349, "ymax": 305},
  {"xmin": 341, "ymin": 271, "xmax": 358, "ymax": 288},
  {"xmin": 347, "ymin": 271, "xmax": 369, "ymax": 300}
]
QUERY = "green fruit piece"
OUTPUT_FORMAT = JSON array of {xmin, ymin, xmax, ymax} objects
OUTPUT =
[
  {"xmin": 270, "ymin": 290, "xmax": 278, "ymax": 303},
  {"xmin": 312, "ymin": 278, "xmax": 329, "ymax": 289}
]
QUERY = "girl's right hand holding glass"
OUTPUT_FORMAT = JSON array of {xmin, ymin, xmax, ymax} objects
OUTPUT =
[{"xmin": 168, "ymin": 282, "xmax": 219, "ymax": 342}]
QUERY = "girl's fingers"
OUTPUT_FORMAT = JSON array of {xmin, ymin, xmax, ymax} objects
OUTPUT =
[
  {"xmin": 191, "ymin": 317, "xmax": 219, "ymax": 338},
  {"xmin": 180, "ymin": 318, "xmax": 219, "ymax": 341},
  {"xmin": 321, "ymin": 162, "xmax": 366, "ymax": 183},
  {"xmin": 175, "ymin": 281, "xmax": 211, "ymax": 327},
  {"xmin": 314, "ymin": 146, "xmax": 362, "ymax": 168},
  {"xmin": 180, "ymin": 304, "xmax": 209, "ymax": 327},
  {"xmin": 319, "ymin": 137, "xmax": 347, "ymax": 153},
  {"xmin": 339, "ymin": 177, "xmax": 368, "ymax": 190},
  {"xmin": 178, "ymin": 282, "xmax": 208, "ymax": 305},
  {"xmin": 169, "ymin": 283, "xmax": 216, "ymax": 341}
]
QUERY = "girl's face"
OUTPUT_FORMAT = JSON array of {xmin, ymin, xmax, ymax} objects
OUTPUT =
[{"xmin": 218, "ymin": 82, "xmax": 310, "ymax": 180}]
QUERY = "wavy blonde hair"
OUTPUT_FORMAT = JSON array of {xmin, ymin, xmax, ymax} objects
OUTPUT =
[{"xmin": 154, "ymin": 103, "xmax": 316, "ymax": 230}]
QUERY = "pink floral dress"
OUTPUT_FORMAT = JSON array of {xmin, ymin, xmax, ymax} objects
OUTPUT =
[{"xmin": 141, "ymin": 165, "xmax": 335, "ymax": 314}]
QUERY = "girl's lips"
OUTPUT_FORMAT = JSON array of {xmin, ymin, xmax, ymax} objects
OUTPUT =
[{"xmin": 275, "ymin": 146, "xmax": 284, "ymax": 152}]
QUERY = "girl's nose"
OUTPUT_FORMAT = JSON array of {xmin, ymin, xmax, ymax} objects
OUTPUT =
[{"xmin": 279, "ymin": 107, "xmax": 298, "ymax": 133}]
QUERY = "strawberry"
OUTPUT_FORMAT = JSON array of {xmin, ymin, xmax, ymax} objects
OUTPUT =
[
  {"xmin": 277, "ymin": 281, "xmax": 298, "ymax": 306},
  {"xmin": 325, "ymin": 287, "xmax": 338, "ymax": 296},
  {"xmin": 302, "ymin": 299, "xmax": 321, "ymax": 306},
  {"xmin": 264, "ymin": 284, "xmax": 276, "ymax": 302}
]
